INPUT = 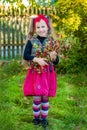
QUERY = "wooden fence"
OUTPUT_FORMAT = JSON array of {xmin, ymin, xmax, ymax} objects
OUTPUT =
[{"xmin": 0, "ymin": 6, "xmax": 58, "ymax": 60}]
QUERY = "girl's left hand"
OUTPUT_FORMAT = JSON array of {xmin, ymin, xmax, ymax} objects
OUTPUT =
[{"xmin": 50, "ymin": 51, "xmax": 57, "ymax": 61}]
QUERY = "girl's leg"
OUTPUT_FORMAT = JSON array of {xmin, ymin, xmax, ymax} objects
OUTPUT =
[
  {"xmin": 41, "ymin": 96, "xmax": 49, "ymax": 120},
  {"xmin": 33, "ymin": 96, "xmax": 41, "ymax": 119}
]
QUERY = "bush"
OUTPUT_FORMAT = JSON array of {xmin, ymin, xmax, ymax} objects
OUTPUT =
[{"xmin": 55, "ymin": 35, "xmax": 87, "ymax": 74}]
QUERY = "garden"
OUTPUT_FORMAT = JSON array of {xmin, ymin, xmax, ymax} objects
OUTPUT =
[{"xmin": 0, "ymin": 0, "xmax": 87, "ymax": 130}]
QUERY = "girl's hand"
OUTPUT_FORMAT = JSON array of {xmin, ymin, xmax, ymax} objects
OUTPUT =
[
  {"xmin": 33, "ymin": 57, "xmax": 48, "ymax": 66},
  {"xmin": 50, "ymin": 51, "xmax": 57, "ymax": 61}
]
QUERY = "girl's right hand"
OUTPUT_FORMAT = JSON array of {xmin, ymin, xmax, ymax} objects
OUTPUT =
[
  {"xmin": 50, "ymin": 51, "xmax": 57, "ymax": 61},
  {"xmin": 33, "ymin": 57, "xmax": 48, "ymax": 66}
]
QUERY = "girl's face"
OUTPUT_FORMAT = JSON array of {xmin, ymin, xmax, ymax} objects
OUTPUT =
[{"xmin": 35, "ymin": 19, "xmax": 49, "ymax": 37}]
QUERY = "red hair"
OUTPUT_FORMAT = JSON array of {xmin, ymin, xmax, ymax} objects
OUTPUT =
[{"xmin": 34, "ymin": 14, "xmax": 49, "ymax": 28}]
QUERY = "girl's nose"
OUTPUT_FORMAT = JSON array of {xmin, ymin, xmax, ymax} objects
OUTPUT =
[{"xmin": 39, "ymin": 27, "xmax": 43, "ymax": 31}]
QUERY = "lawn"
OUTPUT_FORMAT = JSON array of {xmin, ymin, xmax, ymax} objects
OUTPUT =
[{"xmin": 0, "ymin": 61, "xmax": 87, "ymax": 130}]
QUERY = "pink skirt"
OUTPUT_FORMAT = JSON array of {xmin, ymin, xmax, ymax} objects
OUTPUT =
[{"xmin": 23, "ymin": 65, "xmax": 57, "ymax": 97}]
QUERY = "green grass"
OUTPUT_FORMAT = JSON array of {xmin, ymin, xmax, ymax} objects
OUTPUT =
[{"xmin": 0, "ymin": 61, "xmax": 87, "ymax": 130}]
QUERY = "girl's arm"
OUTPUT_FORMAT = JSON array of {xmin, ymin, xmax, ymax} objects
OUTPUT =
[{"xmin": 23, "ymin": 40, "xmax": 35, "ymax": 60}]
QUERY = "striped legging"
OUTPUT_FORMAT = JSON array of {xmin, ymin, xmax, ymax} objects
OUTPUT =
[{"xmin": 33, "ymin": 96, "xmax": 49, "ymax": 119}]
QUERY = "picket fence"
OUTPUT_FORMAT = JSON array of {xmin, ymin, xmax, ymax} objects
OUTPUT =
[{"xmin": 0, "ymin": 6, "xmax": 58, "ymax": 59}]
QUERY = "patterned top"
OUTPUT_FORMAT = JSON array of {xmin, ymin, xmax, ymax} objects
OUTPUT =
[{"xmin": 23, "ymin": 35, "xmax": 59, "ymax": 64}]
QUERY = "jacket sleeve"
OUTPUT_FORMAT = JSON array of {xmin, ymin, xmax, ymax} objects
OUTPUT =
[{"xmin": 23, "ymin": 40, "xmax": 35, "ymax": 60}]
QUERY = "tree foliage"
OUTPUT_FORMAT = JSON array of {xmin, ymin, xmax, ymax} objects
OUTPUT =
[
  {"xmin": 2, "ymin": 0, "xmax": 57, "ymax": 6},
  {"xmin": 53, "ymin": 0, "xmax": 87, "ymax": 41},
  {"xmin": 50, "ymin": 0, "xmax": 87, "ymax": 73},
  {"xmin": 2, "ymin": 0, "xmax": 22, "ymax": 3}
]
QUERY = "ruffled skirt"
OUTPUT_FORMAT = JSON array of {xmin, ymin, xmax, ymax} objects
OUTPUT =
[{"xmin": 23, "ymin": 65, "xmax": 57, "ymax": 97}]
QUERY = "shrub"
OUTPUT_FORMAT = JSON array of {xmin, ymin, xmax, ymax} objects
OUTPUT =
[{"xmin": 55, "ymin": 35, "xmax": 87, "ymax": 74}]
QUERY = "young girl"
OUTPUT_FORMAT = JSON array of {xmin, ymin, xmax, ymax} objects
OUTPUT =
[{"xmin": 23, "ymin": 14, "xmax": 59, "ymax": 128}]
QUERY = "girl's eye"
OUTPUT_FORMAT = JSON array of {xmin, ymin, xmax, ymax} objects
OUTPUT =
[
  {"xmin": 37, "ymin": 26, "xmax": 40, "ymax": 29},
  {"xmin": 41, "ymin": 26, "xmax": 45, "ymax": 28}
]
